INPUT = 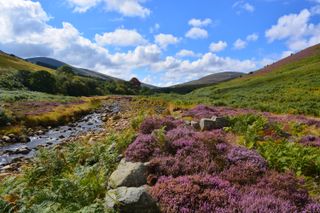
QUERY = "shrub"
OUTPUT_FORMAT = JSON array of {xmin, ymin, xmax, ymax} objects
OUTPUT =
[
  {"xmin": 139, "ymin": 117, "xmax": 182, "ymax": 134},
  {"xmin": 150, "ymin": 175, "xmax": 238, "ymax": 213},
  {"xmin": 125, "ymin": 134, "xmax": 156, "ymax": 162},
  {"xmin": 0, "ymin": 108, "xmax": 11, "ymax": 126},
  {"xmin": 28, "ymin": 70, "xmax": 57, "ymax": 93}
]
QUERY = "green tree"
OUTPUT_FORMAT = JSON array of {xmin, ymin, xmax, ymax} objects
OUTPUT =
[{"xmin": 29, "ymin": 71, "xmax": 57, "ymax": 93}]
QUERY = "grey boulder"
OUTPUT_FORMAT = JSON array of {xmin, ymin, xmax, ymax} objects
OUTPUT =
[
  {"xmin": 105, "ymin": 186, "xmax": 159, "ymax": 213},
  {"xmin": 108, "ymin": 159, "xmax": 147, "ymax": 188}
]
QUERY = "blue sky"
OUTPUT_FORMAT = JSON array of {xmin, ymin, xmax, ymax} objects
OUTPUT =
[{"xmin": 0, "ymin": 0, "xmax": 319, "ymax": 86}]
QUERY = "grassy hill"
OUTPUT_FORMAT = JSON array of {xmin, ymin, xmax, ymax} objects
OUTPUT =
[
  {"xmin": 155, "ymin": 72, "xmax": 244, "ymax": 94},
  {"xmin": 179, "ymin": 43, "xmax": 320, "ymax": 116},
  {"xmin": 0, "ymin": 52, "xmax": 53, "ymax": 74}
]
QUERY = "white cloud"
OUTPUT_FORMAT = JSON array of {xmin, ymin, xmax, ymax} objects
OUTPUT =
[
  {"xmin": 0, "ymin": 0, "xmax": 257, "ymax": 86},
  {"xmin": 176, "ymin": 49, "xmax": 201, "ymax": 58},
  {"xmin": 265, "ymin": 8, "xmax": 320, "ymax": 51},
  {"xmin": 154, "ymin": 33, "xmax": 180, "ymax": 49},
  {"xmin": 66, "ymin": 0, "xmax": 102, "ymax": 13},
  {"xmin": 104, "ymin": 0, "xmax": 150, "ymax": 18},
  {"xmin": 151, "ymin": 53, "xmax": 256, "ymax": 85},
  {"xmin": 233, "ymin": 39, "xmax": 247, "ymax": 49},
  {"xmin": 95, "ymin": 28, "xmax": 147, "ymax": 47},
  {"xmin": 66, "ymin": 0, "xmax": 150, "ymax": 17},
  {"xmin": 185, "ymin": 27, "xmax": 208, "ymax": 39},
  {"xmin": 233, "ymin": 1, "xmax": 255, "ymax": 13},
  {"xmin": 209, "ymin": 41, "xmax": 228, "ymax": 52},
  {"xmin": 188, "ymin": 18, "xmax": 212, "ymax": 27},
  {"xmin": 246, "ymin": 33, "xmax": 259, "ymax": 41}
]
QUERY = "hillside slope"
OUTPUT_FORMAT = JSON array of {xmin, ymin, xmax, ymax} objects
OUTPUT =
[
  {"xmin": 156, "ymin": 72, "xmax": 244, "ymax": 94},
  {"xmin": 185, "ymin": 43, "xmax": 320, "ymax": 116},
  {"xmin": 0, "ymin": 52, "xmax": 53, "ymax": 74}
]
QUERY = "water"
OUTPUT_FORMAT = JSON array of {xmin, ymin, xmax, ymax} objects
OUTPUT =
[{"xmin": 0, "ymin": 103, "xmax": 119, "ymax": 168}]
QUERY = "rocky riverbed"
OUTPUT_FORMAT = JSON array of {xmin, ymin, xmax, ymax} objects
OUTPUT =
[{"xmin": 0, "ymin": 102, "xmax": 121, "ymax": 171}]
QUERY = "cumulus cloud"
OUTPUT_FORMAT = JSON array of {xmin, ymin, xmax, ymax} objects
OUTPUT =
[
  {"xmin": 66, "ymin": 0, "xmax": 102, "ymax": 13},
  {"xmin": 176, "ymin": 49, "xmax": 201, "ymax": 58},
  {"xmin": 154, "ymin": 33, "xmax": 180, "ymax": 49},
  {"xmin": 66, "ymin": 0, "xmax": 150, "ymax": 17},
  {"xmin": 265, "ymin": 8, "xmax": 320, "ymax": 51},
  {"xmin": 233, "ymin": 39, "xmax": 247, "ymax": 49},
  {"xmin": 188, "ymin": 18, "xmax": 212, "ymax": 27},
  {"xmin": 0, "ymin": 0, "xmax": 257, "ymax": 86},
  {"xmin": 233, "ymin": 1, "xmax": 255, "ymax": 13},
  {"xmin": 185, "ymin": 27, "xmax": 208, "ymax": 39},
  {"xmin": 209, "ymin": 41, "xmax": 228, "ymax": 52},
  {"xmin": 95, "ymin": 28, "xmax": 147, "ymax": 47}
]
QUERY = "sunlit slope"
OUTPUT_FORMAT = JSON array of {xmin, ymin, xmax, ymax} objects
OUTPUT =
[
  {"xmin": 0, "ymin": 52, "xmax": 53, "ymax": 74},
  {"xmin": 188, "ymin": 44, "xmax": 320, "ymax": 116}
]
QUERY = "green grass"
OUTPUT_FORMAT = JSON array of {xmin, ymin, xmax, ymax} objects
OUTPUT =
[
  {"xmin": 157, "ymin": 45, "xmax": 320, "ymax": 117},
  {"xmin": 0, "ymin": 53, "xmax": 53, "ymax": 74}
]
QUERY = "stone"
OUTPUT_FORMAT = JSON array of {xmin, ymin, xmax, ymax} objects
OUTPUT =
[
  {"xmin": 199, "ymin": 118, "xmax": 216, "ymax": 131},
  {"xmin": 8, "ymin": 134, "xmax": 16, "ymax": 138},
  {"xmin": 108, "ymin": 159, "xmax": 147, "ymax": 189},
  {"xmin": 200, "ymin": 117, "xmax": 230, "ymax": 131},
  {"xmin": 211, "ymin": 116, "xmax": 230, "ymax": 129},
  {"xmin": 2, "ymin": 135, "xmax": 11, "ymax": 142},
  {"xmin": 19, "ymin": 135, "xmax": 30, "ymax": 143},
  {"xmin": 37, "ymin": 130, "xmax": 44, "ymax": 135},
  {"xmin": 105, "ymin": 186, "xmax": 159, "ymax": 213},
  {"xmin": 191, "ymin": 121, "xmax": 200, "ymax": 129}
]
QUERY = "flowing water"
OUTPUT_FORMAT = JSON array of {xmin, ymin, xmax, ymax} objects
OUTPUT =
[{"xmin": 0, "ymin": 103, "xmax": 119, "ymax": 168}]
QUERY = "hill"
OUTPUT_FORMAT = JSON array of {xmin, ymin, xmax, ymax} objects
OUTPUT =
[
  {"xmin": 0, "ymin": 52, "xmax": 53, "ymax": 74},
  {"xmin": 156, "ymin": 72, "xmax": 244, "ymax": 94},
  {"xmin": 0, "ymin": 52, "xmax": 152, "ymax": 96},
  {"xmin": 184, "ymin": 43, "xmax": 320, "ymax": 116}
]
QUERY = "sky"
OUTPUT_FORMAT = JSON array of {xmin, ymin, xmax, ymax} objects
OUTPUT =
[{"xmin": 0, "ymin": 0, "xmax": 319, "ymax": 86}]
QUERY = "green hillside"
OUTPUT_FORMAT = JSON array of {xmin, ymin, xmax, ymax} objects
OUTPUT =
[
  {"xmin": 182, "ymin": 44, "xmax": 320, "ymax": 116},
  {"xmin": 0, "ymin": 52, "xmax": 53, "ymax": 74}
]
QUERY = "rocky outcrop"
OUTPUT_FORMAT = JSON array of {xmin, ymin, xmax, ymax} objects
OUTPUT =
[
  {"xmin": 105, "ymin": 186, "xmax": 159, "ymax": 213},
  {"xmin": 108, "ymin": 159, "xmax": 147, "ymax": 189}
]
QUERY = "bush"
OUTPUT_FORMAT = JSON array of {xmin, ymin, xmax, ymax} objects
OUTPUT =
[{"xmin": 28, "ymin": 70, "xmax": 57, "ymax": 93}]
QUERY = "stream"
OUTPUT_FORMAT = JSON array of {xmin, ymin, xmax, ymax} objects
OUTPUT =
[{"xmin": 0, "ymin": 103, "xmax": 120, "ymax": 169}]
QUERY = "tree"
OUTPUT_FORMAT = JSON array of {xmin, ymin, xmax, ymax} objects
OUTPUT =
[
  {"xmin": 29, "ymin": 71, "xmax": 57, "ymax": 93},
  {"xmin": 58, "ymin": 65, "xmax": 75, "ymax": 75}
]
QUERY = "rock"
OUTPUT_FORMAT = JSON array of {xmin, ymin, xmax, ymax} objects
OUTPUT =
[
  {"xmin": 8, "ymin": 146, "xmax": 31, "ymax": 155},
  {"xmin": 200, "ymin": 117, "xmax": 230, "ymax": 131},
  {"xmin": 2, "ymin": 135, "xmax": 11, "ymax": 142},
  {"xmin": 19, "ymin": 135, "xmax": 30, "ymax": 143},
  {"xmin": 1, "ymin": 165, "xmax": 14, "ymax": 171},
  {"xmin": 185, "ymin": 120, "xmax": 191, "ymax": 125},
  {"xmin": 59, "ymin": 135, "xmax": 65, "ymax": 139},
  {"xmin": 199, "ymin": 118, "xmax": 216, "ymax": 131},
  {"xmin": 87, "ymin": 122, "xmax": 94, "ymax": 126},
  {"xmin": 211, "ymin": 116, "xmax": 230, "ymax": 129},
  {"xmin": 191, "ymin": 121, "xmax": 200, "ymax": 129},
  {"xmin": 108, "ymin": 159, "xmax": 147, "ymax": 188},
  {"xmin": 8, "ymin": 133, "xmax": 16, "ymax": 138},
  {"xmin": 37, "ymin": 130, "xmax": 44, "ymax": 135},
  {"xmin": 105, "ymin": 186, "xmax": 159, "ymax": 213}
]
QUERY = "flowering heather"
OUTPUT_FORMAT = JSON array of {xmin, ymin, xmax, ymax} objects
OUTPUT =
[
  {"xmin": 139, "ymin": 117, "xmax": 183, "ymax": 134},
  {"xmin": 166, "ymin": 126, "xmax": 196, "ymax": 142},
  {"xmin": 221, "ymin": 161, "xmax": 265, "ymax": 185},
  {"xmin": 150, "ymin": 175, "xmax": 238, "ymax": 213},
  {"xmin": 302, "ymin": 202, "xmax": 320, "ymax": 213},
  {"xmin": 227, "ymin": 146, "xmax": 267, "ymax": 171},
  {"xmin": 299, "ymin": 135, "xmax": 320, "ymax": 147},
  {"xmin": 125, "ymin": 134, "xmax": 156, "ymax": 162}
]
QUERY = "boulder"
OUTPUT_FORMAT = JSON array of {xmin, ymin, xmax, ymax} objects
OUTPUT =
[
  {"xmin": 108, "ymin": 159, "xmax": 147, "ymax": 188},
  {"xmin": 105, "ymin": 186, "xmax": 159, "ymax": 213},
  {"xmin": 200, "ymin": 117, "xmax": 230, "ymax": 131},
  {"xmin": 199, "ymin": 118, "xmax": 216, "ymax": 131},
  {"xmin": 19, "ymin": 135, "xmax": 30, "ymax": 143},
  {"xmin": 191, "ymin": 121, "xmax": 200, "ymax": 129},
  {"xmin": 2, "ymin": 135, "xmax": 11, "ymax": 142}
]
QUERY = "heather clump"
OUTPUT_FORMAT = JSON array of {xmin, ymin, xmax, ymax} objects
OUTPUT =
[
  {"xmin": 125, "ymin": 134, "xmax": 156, "ymax": 162},
  {"xmin": 227, "ymin": 146, "xmax": 267, "ymax": 171},
  {"xmin": 150, "ymin": 175, "xmax": 238, "ymax": 213},
  {"xmin": 299, "ymin": 135, "xmax": 320, "ymax": 147},
  {"xmin": 139, "ymin": 117, "xmax": 182, "ymax": 134}
]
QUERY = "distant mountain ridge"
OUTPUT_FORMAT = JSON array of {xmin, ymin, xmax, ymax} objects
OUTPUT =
[
  {"xmin": 156, "ymin": 71, "xmax": 245, "ymax": 94},
  {"xmin": 26, "ymin": 57, "xmax": 157, "ymax": 88}
]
